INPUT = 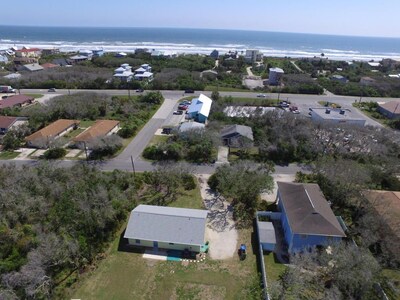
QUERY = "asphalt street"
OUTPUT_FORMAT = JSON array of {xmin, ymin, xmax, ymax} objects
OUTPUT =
[{"xmin": 1, "ymin": 88, "xmax": 393, "ymax": 175}]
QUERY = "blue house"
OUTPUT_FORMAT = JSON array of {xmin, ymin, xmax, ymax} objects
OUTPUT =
[
  {"xmin": 187, "ymin": 94, "xmax": 213, "ymax": 123},
  {"xmin": 277, "ymin": 182, "xmax": 346, "ymax": 253}
]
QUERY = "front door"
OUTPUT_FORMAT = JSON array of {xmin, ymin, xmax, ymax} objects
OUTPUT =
[{"xmin": 153, "ymin": 241, "xmax": 158, "ymax": 251}]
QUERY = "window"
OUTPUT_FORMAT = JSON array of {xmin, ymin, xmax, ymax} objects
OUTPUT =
[
  {"xmin": 135, "ymin": 239, "xmax": 141, "ymax": 244},
  {"xmin": 169, "ymin": 243, "xmax": 174, "ymax": 245}
]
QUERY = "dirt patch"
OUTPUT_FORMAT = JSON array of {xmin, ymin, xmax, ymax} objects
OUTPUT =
[
  {"xmin": 197, "ymin": 174, "xmax": 238, "ymax": 260},
  {"xmin": 260, "ymin": 173, "xmax": 296, "ymax": 203}
]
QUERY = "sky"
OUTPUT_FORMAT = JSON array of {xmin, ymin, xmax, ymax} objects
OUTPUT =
[{"xmin": 1, "ymin": 0, "xmax": 399, "ymax": 38}]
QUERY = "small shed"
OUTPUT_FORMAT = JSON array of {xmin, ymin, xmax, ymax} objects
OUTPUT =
[{"xmin": 258, "ymin": 221, "xmax": 276, "ymax": 252}]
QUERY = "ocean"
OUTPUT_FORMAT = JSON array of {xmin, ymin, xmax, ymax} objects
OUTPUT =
[{"xmin": 0, "ymin": 26, "xmax": 399, "ymax": 61}]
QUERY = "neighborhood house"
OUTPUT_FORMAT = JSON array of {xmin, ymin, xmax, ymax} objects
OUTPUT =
[
  {"xmin": 0, "ymin": 116, "xmax": 28, "ymax": 135},
  {"xmin": 0, "ymin": 94, "xmax": 36, "ymax": 110},
  {"xmin": 220, "ymin": 124, "xmax": 254, "ymax": 147},
  {"xmin": 378, "ymin": 101, "xmax": 400, "ymax": 119},
  {"xmin": 261, "ymin": 182, "xmax": 346, "ymax": 254},
  {"xmin": 25, "ymin": 119, "xmax": 79, "ymax": 148},
  {"xmin": 134, "ymin": 64, "xmax": 153, "ymax": 81},
  {"xmin": 73, "ymin": 120, "xmax": 120, "ymax": 148},
  {"xmin": 124, "ymin": 205, "xmax": 208, "ymax": 253},
  {"xmin": 187, "ymin": 94, "xmax": 213, "ymax": 123}
]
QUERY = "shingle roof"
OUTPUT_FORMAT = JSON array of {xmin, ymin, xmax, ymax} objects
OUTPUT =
[
  {"xmin": 379, "ymin": 101, "xmax": 400, "ymax": 114},
  {"xmin": 25, "ymin": 119, "xmax": 79, "ymax": 142},
  {"xmin": 124, "ymin": 205, "xmax": 208, "ymax": 246},
  {"xmin": 73, "ymin": 120, "xmax": 120, "ymax": 142},
  {"xmin": 363, "ymin": 190, "xmax": 400, "ymax": 238},
  {"xmin": 187, "ymin": 94, "xmax": 213, "ymax": 118},
  {"xmin": 220, "ymin": 124, "xmax": 254, "ymax": 141},
  {"xmin": 277, "ymin": 182, "xmax": 346, "ymax": 237},
  {"xmin": 0, "ymin": 94, "xmax": 34, "ymax": 109},
  {"xmin": 0, "ymin": 116, "xmax": 17, "ymax": 129}
]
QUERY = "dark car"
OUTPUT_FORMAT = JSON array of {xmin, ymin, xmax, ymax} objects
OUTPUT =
[
  {"xmin": 173, "ymin": 110, "xmax": 183, "ymax": 115},
  {"xmin": 184, "ymin": 89, "xmax": 194, "ymax": 93},
  {"xmin": 136, "ymin": 88, "xmax": 144, "ymax": 92},
  {"xmin": 48, "ymin": 88, "xmax": 56, "ymax": 92},
  {"xmin": 178, "ymin": 104, "xmax": 188, "ymax": 110}
]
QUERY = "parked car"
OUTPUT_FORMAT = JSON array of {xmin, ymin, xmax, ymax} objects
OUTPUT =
[
  {"xmin": 178, "ymin": 104, "xmax": 188, "ymax": 110},
  {"xmin": 180, "ymin": 100, "xmax": 191, "ymax": 105},
  {"xmin": 257, "ymin": 93, "xmax": 267, "ymax": 98},
  {"xmin": 173, "ymin": 110, "xmax": 183, "ymax": 115},
  {"xmin": 184, "ymin": 89, "xmax": 194, "ymax": 93},
  {"xmin": 162, "ymin": 127, "xmax": 173, "ymax": 134},
  {"xmin": 136, "ymin": 88, "xmax": 144, "ymax": 92},
  {"xmin": 48, "ymin": 88, "xmax": 56, "ymax": 92},
  {"xmin": 279, "ymin": 101, "xmax": 289, "ymax": 108}
]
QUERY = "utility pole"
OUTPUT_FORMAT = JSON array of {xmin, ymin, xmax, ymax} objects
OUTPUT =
[
  {"xmin": 130, "ymin": 155, "xmax": 136, "ymax": 176},
  {"xmin": 83, "ymin": 141, "xmax": 89, "ymax": 162}
]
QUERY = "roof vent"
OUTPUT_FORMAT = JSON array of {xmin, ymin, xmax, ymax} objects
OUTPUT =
[
  {"xmin": 339, "ymin": 109, "xmax": 345, "ymax": 115},
  {"xmin": 325, "ymin": 109, "xmax": 331, "ymax": 114}
]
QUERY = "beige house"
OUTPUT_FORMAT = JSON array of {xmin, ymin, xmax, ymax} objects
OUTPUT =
[
  {"xmin": 25, "ymin": 119, "xmax": 79, "ymax": 148},
  {"xmin": 73, "ymin": 120, "xmax": 120, "ymax": 148}
]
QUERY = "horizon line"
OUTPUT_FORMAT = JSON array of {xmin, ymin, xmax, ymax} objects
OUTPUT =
[{"xmin": 0, "ymin": 24, "xmax": 400, "ymax": 40}]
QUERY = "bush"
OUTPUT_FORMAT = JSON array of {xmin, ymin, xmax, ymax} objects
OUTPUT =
[
  {"xmin": 139, "ymin": 91, "xmax": 164, "ymax": 104},
  {"xmin": 181, "ymin": 174, "xmax": 196, "ymax": 190},
  {"xmin": 143, "ymin": 145, "xmax": 164, "ymax": 160},
  {"xmin": 118, "ymin": 123, "xmax": 138, "ymax": 138},
  {"xmin": 43, "ymin": 148, "xmax": 67, "ymax": 159},
  {"xmin": 89, "ymin": 135, "xmax": 123, "ymax": 159}
]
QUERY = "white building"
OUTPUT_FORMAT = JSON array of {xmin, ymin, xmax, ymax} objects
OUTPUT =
[
  {"xmin": 113, "ymin": 64, "xmax": 134, "ymax": 81},
  {"xmin": 310, "ymin": 108, "xmax": 366, "ymax": 127},
  {"xmin": 268, "ymin": 67, "xmax": 284, "ymax": 85},
  {"xmin": 245, "ymin": 50, "xmax": 263, "ymax": 63},
  {"xmin": 134, "ymin": 64, "xmax": 153, "ymax": 81}
]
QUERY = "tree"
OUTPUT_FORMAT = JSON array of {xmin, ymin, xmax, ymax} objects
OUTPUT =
[
  {"xmin": 208, "ymin": 161, "xmax": 274, "ymax": 226},
  {"xmin": 139, "ymin": 91, "xmax": 164, "ymax": 104},
  {"xmin": 211, "ymin": 90, "xmax": 220, "ymax": 101}
]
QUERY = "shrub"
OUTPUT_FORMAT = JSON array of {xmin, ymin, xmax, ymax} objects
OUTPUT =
[
  {"xmin": 181, "ymin": 174, "xmax": 196, "ymax": 190},
  {"xmin": 143, "ymin": 145, "xmax": 164, "ymax": 160},
  {"xmin": 43, "ymin": 148, "xmax": 67, "ymax": 159}
]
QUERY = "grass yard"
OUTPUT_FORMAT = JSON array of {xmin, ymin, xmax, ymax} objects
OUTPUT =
[
  {"xmin": 148, "ymin": 134, "xmax": 169, "ymax": 146},
  {"xmin": 205, "ymin": 85, "xmax": 251, "ymax": 92},
  {"xmin": 78, "ymin": 120, "xmax": 96, "ymax": 128},
  {"xmin": 68, "ymin": 185, "xmax": 261, "ymax": 300},
  {"xmin": 63, "ymin": 128, "xmax": 85, "ymax": 139},
  {"xmin": 228, "ymin": 147, "xmax": 259, "ymax": 162},
  {"xmin": 0, "ymin": 151, "xmax": 20, "ymax": 159},
  {"xmin": 263, "ymin": 252, "xmax": 287, "ymax": 283},
  {"xmin": 25, "ymin": 93, "xmax": 44, "ymax": 99}
]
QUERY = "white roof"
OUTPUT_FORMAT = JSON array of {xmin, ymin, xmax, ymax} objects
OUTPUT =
[
  {"xmin": 269, "ymin": 67, "xmax": 284, "ymax": 73},
  {"xmin": 134, "ymin": 72, "xmax": 153, "ymax": 78},
  {"xmin": 121, "ymin": 63, "xmax": 130, "ymax": 67},
  {"xmin": 70, "ymin": 55, "xmax": 88, "ymax": 60},
  {"xmin": 114, "ymin": 67, "xmax": 126, "ymax": 73},
  {"xmin": 4, "ymin": 73, "xmax": 21, "ymax": 79},
  {"xmin": 141, "ymin": 64, "xmax": 150, "ymax": 67},
  {"xmin": 187, "ymin": 94, "xmax": 213, "ymax": 118},
  {"xmin": 179, "ymin": 122, "xmax": 206, "ymax": 132},
  {"xmin": 79, "ymin": 49, "xmax": 93, "ymax": 54},
  {"xmin": 368, "ymin": 62, "xmax": 381, "ymax": 67},
  {"xmin": 135, "ymin": 67, "xmax": 147, "ymax": 72},
  {"xmin": 114, "ymin": 71, "xmax": 133, "ymax": 78}
]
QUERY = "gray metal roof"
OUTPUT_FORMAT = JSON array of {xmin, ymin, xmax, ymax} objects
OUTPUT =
[
  {"xmin": 277, "ymin": 182, "xmax": 346, "ymax": 237},
  {"xmin": 179, "ymin": 121, "xmax": 205, "ymax": 133},
  {"xmin": 220, "ymin": 124, "xmax": 254, "ymax": 141},
  {"xmin": 258, "ymin": 221, "xmax": 276, "ymax": 244},
  {"xmin": 124, "ymin": 205, "xmax": 208, "ymax": 246}
]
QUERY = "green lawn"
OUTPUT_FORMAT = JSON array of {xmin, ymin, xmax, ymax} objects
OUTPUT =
[
  {"xmin": 0, "ymin": 151, "xmax": 20, "ymax": 159},
  {"xmin": 148, "ymin": 135, "xmax": 169, "ymax": 146},
  {"xmin": 318, "ymin": 100, "xmax": 342, "ymax": 108},
  {"xmin": 68, "ymin": 185, "xmax": 261, "ymax": 300},
  {"xmin": 228, "ymin": 147, "xmax": 259, "ymax": 162},
  {"xmin": 63, "ymin": 128, "xmax": 85, "ymax": 139},
  {"xmin": 25, "ymin": 93, "xmax": 44, "ymax": 99},
  {"xmin": 78, "ymin": 120, "xmax": 96, "ymax": 128},
  {"xmin": 264, "ymin": 252, "xmax": 287, "ymax": 283},
  {"xmin": 205, "ymin": 85, "xmax": 251, "ymax": 92}
]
